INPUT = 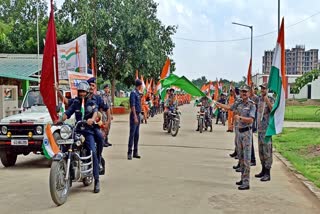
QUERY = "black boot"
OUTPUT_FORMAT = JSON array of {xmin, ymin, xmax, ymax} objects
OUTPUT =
[
  {"xmin": 236, "ymin": 180, "xmax": 243, "ymax": 185},
  {"xmin": 229, "ymin": 149, "xmax": 237, "ymax": 158},
  {"xmin": 94, "ymin": 180, "xmax": 100, "ymax": 193},
  {"xmin": 260, "ymin": 168, "xmax": 271, "ymax": 182},
  {"xmin": 238, "ymin": 184, "xmax": 250, "ymax": 190},
  {"xmin": 255, "ymin": 166, "xmax": 265, "ymax": 178},
  {"xmin": 233, "ymin": 163, "xmax": 240, "ymax": 169}
]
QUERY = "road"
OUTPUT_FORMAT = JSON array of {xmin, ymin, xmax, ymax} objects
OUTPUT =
[{"xmin": 1, "ymin": 103, "xmax": 320, "ymax": 214}]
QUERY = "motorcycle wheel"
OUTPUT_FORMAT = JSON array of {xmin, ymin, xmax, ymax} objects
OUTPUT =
[
  {"xmin": 167, "ymin": 119, "xmax": 172, "ymax": 134},
  {"xmin": 199, "ymin": 118, "xmax": 203, "ymax": 133},
  {"xmin": 171, "ymin": 119, "xmax": 179, "ymax": 137},
  {"xmin": 49, "ymin": 159, "xmax": 70, "ymax": 206}
]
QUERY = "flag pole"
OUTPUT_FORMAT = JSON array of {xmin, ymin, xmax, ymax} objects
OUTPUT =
[{"xmin": 53, "ymin": 55, "xmax": 58, "ymax": 105}]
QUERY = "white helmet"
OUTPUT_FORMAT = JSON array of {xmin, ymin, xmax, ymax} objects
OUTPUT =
[{"xmin": 77, "ymin": 82, "xmax": 90, "ymax": 92}]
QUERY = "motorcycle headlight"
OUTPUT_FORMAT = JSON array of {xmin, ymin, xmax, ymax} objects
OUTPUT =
[
  {"xmin": 1, "ymin": 126, "xmax": 7, "ymax": 135},
  {"xmin": 60, "ymin": 125, "xmax": 72, "ymax": 139},
  {"xmin": 36, "ymin": 125, "xmax": 43, "ymax": 135}
]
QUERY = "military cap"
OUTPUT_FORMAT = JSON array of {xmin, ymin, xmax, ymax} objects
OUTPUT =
[
  {"xmin": 240, "ymin": 85, "xmax": 250, "ymax": 91},
  {"xmin": 259, "ymin": 82, "xmax": 268, "ymax": 89},
  {"xmin": 87, "ymin": 77, "xmax": 96, "ymax": 84}
]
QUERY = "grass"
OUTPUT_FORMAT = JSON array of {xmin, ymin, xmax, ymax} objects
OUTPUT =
[
  {"xmin": 114, "ymin": 97, "xmax": 129, "ymax": 109},
  {"xmin": 273, "ymin": 128, "xmax": 320, "ymax": 188},
  {"xmin": 285, "ymin": 105, "xmax": 320, "ymax": 122}
]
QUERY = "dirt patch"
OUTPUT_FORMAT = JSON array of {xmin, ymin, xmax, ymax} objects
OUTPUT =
[{"xmin": 303, "ymin": 145, "xmax": 320, "ymax": 158}]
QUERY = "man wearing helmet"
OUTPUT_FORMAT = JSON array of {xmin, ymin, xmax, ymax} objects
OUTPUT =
[
  {"xmin": 58, "ymin": 81, "xmax": 101, "ymax": 193},
  {"xmin": 163, "ymin": 88, "xmax": 177, "ymax": 130}
]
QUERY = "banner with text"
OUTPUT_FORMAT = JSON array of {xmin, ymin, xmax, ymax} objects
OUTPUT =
[{"xmin": 57, "ymin": 34, "xmax": 88, "ymax": 79}]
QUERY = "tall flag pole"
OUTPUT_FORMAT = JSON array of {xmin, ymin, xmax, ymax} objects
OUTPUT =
[
  {"xmin": 265, "ymin": 17, "xmax": 287, "ymax": 142},
  {"xmin": 247, "ymin": 58, "xmax": 252, "ymax": 86},
  {"xmin": 40, "ymin": 0, "xmax": 59, "ymax": 122}
]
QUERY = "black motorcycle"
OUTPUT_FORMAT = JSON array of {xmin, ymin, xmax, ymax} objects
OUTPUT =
[
  {"xmin": 49, "ymin": 121, "xmax": 95, "ymax": 206},
  {"xmin": 166, "ymin": 107, "xmax": 180, "ymax": 137},
  {"xmin": 197, "ymin": 106, "xmax": 212, "ymax": 133}
]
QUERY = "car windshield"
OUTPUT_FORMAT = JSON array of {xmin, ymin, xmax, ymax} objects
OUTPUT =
[{"xmin": 23, "ymin": 90, "xmax": 45, "ymax": 108}]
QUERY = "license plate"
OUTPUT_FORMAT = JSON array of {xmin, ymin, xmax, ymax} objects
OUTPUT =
[
  {"xmin": 11, "ymin": 139, "xmax": 28, "ymax": 146},
  {"xmin": 57, "ymin": 139, "xmax": 74, "ymax": 145}
]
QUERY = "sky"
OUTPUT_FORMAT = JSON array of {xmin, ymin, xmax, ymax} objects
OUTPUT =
[{"xmin": 52, "ymin": 0, "xmax": 320, "ymax": 82}]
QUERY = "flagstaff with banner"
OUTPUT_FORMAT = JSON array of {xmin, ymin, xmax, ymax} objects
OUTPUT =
[
  {"xmin": 265, "ymin": 17, "xmax": 287, "ymax": 142},
  {"xmin": 40, "ymin": 0, "xmax": 59, "ymax": 123}
]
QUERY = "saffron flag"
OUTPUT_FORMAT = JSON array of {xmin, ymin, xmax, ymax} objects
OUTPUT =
[
  {"xmin": 42, "ymin": 124, "xmax": 60, "ymax": 159},
  {"xmin": 40, "ymin": 0, "xmax": 59, "ymax": 122},
  {"xmin": 247, "ymin": 58, "xmax": 252, "ymax": 86},
  {"xmin": 160, "ymin": 58, "xmax": 170, "ymax": 80},
  {"xmin": 265, "ymin": 18, "xmax": 287, "ymax": 142}
]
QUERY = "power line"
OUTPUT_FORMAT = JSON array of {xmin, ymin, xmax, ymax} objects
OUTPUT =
[{"xmin": 173, "ymin": 11, "xmax": 320, "ymax": 43}]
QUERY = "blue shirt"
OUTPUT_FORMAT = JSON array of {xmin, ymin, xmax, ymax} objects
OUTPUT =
[
  {"xmin": 129, "ymin": 89, "xmax": 141, "ymax": 113},
  {"xmin": 91, "ymin": 94, "xmax": 109, "ymax": 112},
  {"xmin": 65, "ymin": 97, "xmax": 98, "ymax": 122}
]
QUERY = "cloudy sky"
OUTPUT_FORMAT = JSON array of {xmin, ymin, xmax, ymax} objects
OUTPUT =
[{"xmin": 53, "ymin": 0, "xmax": 320, "ymax": 81}]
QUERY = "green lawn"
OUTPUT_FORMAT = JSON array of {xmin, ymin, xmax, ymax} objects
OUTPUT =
[
  {"xmin": 114, "ymin": 97, "xmax": 129, "ymax": 108},
  {"xmin": 285, "ymin": 105, "xmax": 320, "ymax": 122},
  {"xmin": 273, "ymin": 128, "xmax": 320, "ymax": 188}
]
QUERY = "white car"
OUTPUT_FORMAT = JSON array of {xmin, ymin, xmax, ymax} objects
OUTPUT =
[{"xmin": 0, "ymin": 86, "xmax": 72, "ymax": 167}]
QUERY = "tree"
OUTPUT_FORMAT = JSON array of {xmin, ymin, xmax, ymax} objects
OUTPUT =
[
  {"xmin": 192, "ymin": 76, "xmax": 208, "ymax": 88},
  {"xmin": 290, "ymin": 69, "xmax": 320, "ymax": 94},
  {"xmin": 58, "ymin": 0, "xmax": 177, "ymax": 102},
  {"xmin": 0, "ymin": 0, "xmax": 48, "ymax": 53}
]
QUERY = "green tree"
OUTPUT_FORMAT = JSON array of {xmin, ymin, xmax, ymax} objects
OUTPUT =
[
  {"xmin": 192, "ymin": 76, "xmax": 208, "ymax": 88},
  {"xmin": 290, "ymin": 69, "xmax": 320, "ymax": 94},
  {"xmin": 0, "ymin": 0, "xmax": 48, "ymax": 53},
  {"xmin": 58, "ymin": 0, "xmax": 176, "ymax": 102}
]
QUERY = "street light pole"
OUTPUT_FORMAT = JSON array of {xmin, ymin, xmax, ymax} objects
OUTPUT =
[{"xmin": 232, "ymin": 22, "xmax": 253, "ymax": 79}]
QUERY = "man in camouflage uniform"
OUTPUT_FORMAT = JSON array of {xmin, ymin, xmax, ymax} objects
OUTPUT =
[
  {"xmin": 251, "ymin": 82, "xmax": 274, "ymax": 181},
  {"xmin": 217, "ymin": 85, "xmax": 256, "ymax": 190}
]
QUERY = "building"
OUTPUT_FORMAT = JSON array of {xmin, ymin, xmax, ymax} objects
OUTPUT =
[
  {"xmin": 252, "ymin": 73, "xmax": 320, "ymax": 100},
  {"xmin": 262, "ymin": 45, "xmax": 318, "ymax": 75},
  {"xmin": 0, "ymin": 54, "xmax": 41, "ymax": 100}
]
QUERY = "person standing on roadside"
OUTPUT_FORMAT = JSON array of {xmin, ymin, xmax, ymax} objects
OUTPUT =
[
  {"xmin": 127, "ymin": 79, "xmax": 143, "ymax": 160},
  {"xmin": 217, "ymin": 85, "xmax": 256, "ymax": 190},
  {"xmin": 102, "ymin": 84, "xmax": 113, "ymax": 147},
  {"xmin": 251, "ymin": 82, "xmax": 274, "ymax": 182}
]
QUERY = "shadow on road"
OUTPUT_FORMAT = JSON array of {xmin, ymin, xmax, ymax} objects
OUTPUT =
[{"xmin": 0, "ymin": 156, "xmax": 50, "ymax": 170}]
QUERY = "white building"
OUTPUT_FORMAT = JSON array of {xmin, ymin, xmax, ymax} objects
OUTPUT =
[{"xmin": 252, "ymin": 74, "xmax": 320, "ymax": 99}]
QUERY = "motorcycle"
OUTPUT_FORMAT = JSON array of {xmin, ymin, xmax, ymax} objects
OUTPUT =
[
  {"xmin": 166, "ymin": 107, "xmax": 180, "ymax": 137},
  {"xmin": 197, "ymin": 106, "xmax": 212, "ymax": 133},
  {"xmin": 49, "ymin": 121, "xmax": 94, "ymax": 206}
]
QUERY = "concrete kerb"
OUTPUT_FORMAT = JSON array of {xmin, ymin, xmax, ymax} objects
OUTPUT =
[{"xmin": 274, "ymin": 151, "xmax": 320, "ymax": 201}]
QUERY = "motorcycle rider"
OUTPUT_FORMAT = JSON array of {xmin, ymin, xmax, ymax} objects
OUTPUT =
[
  {"xmin": 216, "ymin": 93, "xmax": 227, "ymax": 125},
  {"xmin": 196, "ymin": 95, "xmax": 212, "ymax": 131},
  {"xmin": 163, "ymin": 88, "xmax": 177, "ymax": 130},
  {"xmin": 58, "ymin": 81, "xmax": 101, "ymax": 193}
]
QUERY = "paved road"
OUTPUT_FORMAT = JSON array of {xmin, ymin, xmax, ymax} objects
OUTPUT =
[{"xmin": 1, "ymin": 103, "xmax": 320, "ymax": 214}]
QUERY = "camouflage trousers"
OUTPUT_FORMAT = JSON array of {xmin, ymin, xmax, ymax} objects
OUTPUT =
[
  {"xmin": 258, "ymin": 132, "xmax": 273, "ymax": 169},
  {"xmin": 238, "ymin": 129, "xmax": 252, "ymax": 186},
  {"xmin": 234, "ymin": 127, "xmax": 240, "ymax": 162}
]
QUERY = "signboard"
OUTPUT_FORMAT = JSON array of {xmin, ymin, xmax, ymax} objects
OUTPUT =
[
  {"xmin": 57, "ymin": 34, "xmax": 88, "ymax": 79},
  {"xmin": 68, "ymin": 71, "xmax": 93, "ymax": 98}
]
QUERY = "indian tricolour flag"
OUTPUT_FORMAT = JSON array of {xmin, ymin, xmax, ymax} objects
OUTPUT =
[
  {"xmin": 81, "ymin": 97, "xmax": 85, "ymax": 120},
  {"xmin": 265, "ymin": 18, "xmax": 287, "ymax": 142},
  {"xmin": 42, "ymin": 124, "xmax": 60, "ymax": 159}
]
